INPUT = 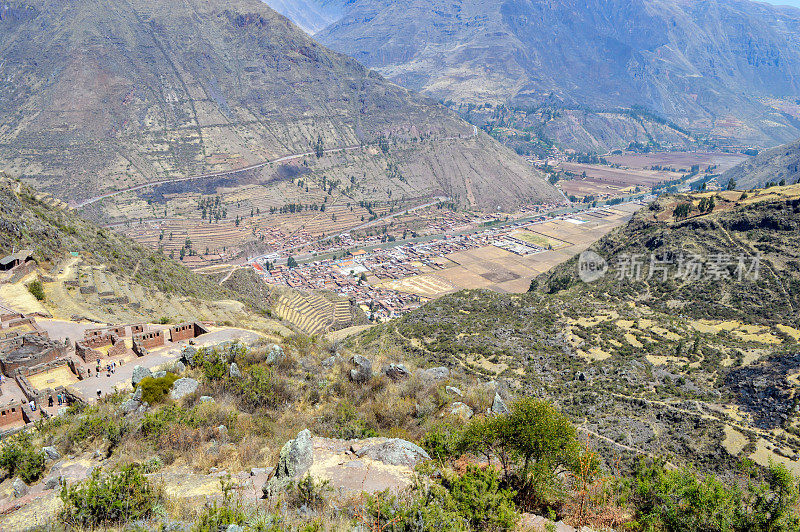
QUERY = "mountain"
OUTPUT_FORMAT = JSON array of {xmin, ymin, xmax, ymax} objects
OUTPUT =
[
  {"xmin": 0, "ymin": 0, "xmax": 559, "ymax": 211},
  {"xmin": 358, "ymin": 184, "xmax": 800, "ymax": 472},
  {"xmin": 274, "ymin": 0, "xmax": 800, "ymax": 148},
  {"xmin": 722, "ymin": 138, "xmax": 800, "ymax": 189}
]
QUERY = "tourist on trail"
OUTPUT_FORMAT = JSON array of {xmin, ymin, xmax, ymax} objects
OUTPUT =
[
  {"xmin": 96, "ymin": 389, "xmax": 102, "ymax": 399},
  {"xmin": 48, "ymin": 396, "xmax": 53, "ymax": 407},
  {"xmin": 57, "ymin": 393, "xmax": 62, "ymax": 406}
]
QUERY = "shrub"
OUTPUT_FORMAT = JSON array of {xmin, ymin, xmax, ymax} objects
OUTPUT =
[
  {"xmin": 59, "ymin": 465, "xmax": 163, "ymax": 527},
  {"xmin": 446, "ymin": 466, "xmax": 519, "ymax": 531},
  {"xmin": 138, "ymin": 373, "xmax": 179, "ymax": 404},
  {"xmin": 27, "ymin": 279, "xmax": 45, "ymax": 301},
  {"xmin": 0, "ymin": 433, "xmax": 45, "ymax": 483},
  {"xmin": 421, "ymin": 422, "xmax": 460, "ymax": 461},
  {"xmin": 287, "ymin": 475, "xmax": 332, "ymax": 510},
  {"xmin": 193, "ymin": 477, "xmax": 246, "ymax": 532},
  {"xmin": 457, "ymin": 398, "xmax": 581, "ymax": 511}
]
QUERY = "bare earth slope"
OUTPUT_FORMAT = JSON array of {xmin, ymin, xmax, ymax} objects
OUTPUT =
[
  {"xmin": 308, "ymin": 0, "xmax": 800, "ymax": 147},
  {"xmin": 0, "ymin": 0, "xmax": 559, "ymax": 210},
  {"xmin": 722, "ymin": 138, "xmax": 800, "ymax": 190}
]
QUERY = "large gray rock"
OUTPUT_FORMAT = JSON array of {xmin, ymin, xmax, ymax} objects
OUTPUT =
[
  {"xmin": 383, "ymin": 363, "xmax": 411, "ymax": 381},
  {"xmin": 181, "ymin": 346, "xmax": 198, "ymax": 367},
  {"xmin": 229, "ymin": 362, "xmax": 242, "ymax": 379},
  {"xmin": 262, "ymin": 429, "xmax": 314, "ymax": 497},
  {"xmin": 131, "ymin": 365, "xmax": 152, "ymax": 386},
  {"xmin": 152, "ymin": 370, "xmax": 167, "ymax": 379},
  {"xmin": 44, "ymin": 475, "xmax": 62, "ymax": 490},
  {"xmin": 170, "ymin": 377, "xmax": 199, "ymax": 400},
  {"xmin": 42, "ymin": 446, "xmax": 61, "ymax": 461},
  {"xmin": 265, "ymin": 344, "xmax": 285, "ymax": 365},
  {"xmin": 13, "ymin": 478, "xmax": 28, "ymax": 498},
  {"xmin": 349, "ymin": 355, "xmax": 373, "ymax": 383},
  {"xmin": 355, "ymin": 439, "xmax": 430, "ymax": 467},
  {"xmin": 492, "ymin": 392, "xmax": 509, "ymax": 415},
  {"xmin": 421, "ymin": 366, "xmax": 449, "ymax": 381},
  {"xmin": 199, "ymin": 395, "xmax": 214, "ymax": 404},
  {"xmin": 121, "ymin": 398, "xmax": 141, "ymax": 414},
  {"xmin": 449, "ymin": 402, "xmax": 474, "ymax": 420},
  {"xmin": 132, "ymin": 387, "xmax": 143, "ymax": 402}
]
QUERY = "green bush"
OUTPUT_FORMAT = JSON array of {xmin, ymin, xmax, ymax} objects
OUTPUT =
[
  {"xmin": 138, "ymin": 373, "xmax": 179, "ymax": 404},
  {"xmin": 458, "ymin": 398, "xmax": 580, "ymax": 510},
  {"xmin": 287, "ymin": 475, "xmax": 332, "ymax": 510},
  {"xmin": 59, "ymin": 465, "xmax": 163, "ymax": 527},
  {"xmin": 27, "ymin": 279, "xmax": 45, "ymax": 301},
  {"xmin": 0, "ymin": 433, "xmax": 45, "ymax": 483},
  {"xmin": 446, "ymin": 466, "xmax": 519, "ymax": 531},
  {"xmin": 628, "ymin": 459, "xmax": 800, "ymax": 532},
  {"xmin": 193, "ymin": 477, "xmax": 246, "ymax": 532},
  {"xmin": 421, "ymin": 422, "xmax": 460, "ymax": 461}
]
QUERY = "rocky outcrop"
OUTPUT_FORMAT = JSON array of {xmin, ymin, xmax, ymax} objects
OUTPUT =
[
  {"xmin": 262, "ymin": 429, "xmax": 314, "ymax": 497},
  {"xmin": 354, "ymin": 439, "xmax": 430, "ymax": 467},
  {"xmin": 349, "ymin": 355, "xmax": 372, "ymax": 383},
  {"xmin": 131, "ymin": 365, "xmax": 151, "ymax": 386},
  {"xmin": 492, "ymin": 392, "xmax": 510, "ymax": 415},
  {"xmin": 449, "ymin": 402, "xmax": 474, "ymax": 420},
  {"xmin": 383, "ymin": 363, "xmax": 411, "ymax": 381},
  {"xmin": 170, "ymin": 378, "xmax": 199, "ymax": 400}
]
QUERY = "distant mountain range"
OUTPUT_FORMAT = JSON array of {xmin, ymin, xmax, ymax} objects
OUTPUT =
[
  {"xmin": 0, "ymin": 0, "xmax": 559, "ymax": 210},
  {"xmin": 265, "ymin": 0, "xmax": 800, "ymax": 149}
]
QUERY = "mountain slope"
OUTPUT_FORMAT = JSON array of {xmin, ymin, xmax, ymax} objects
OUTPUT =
[
  {"xmin": 303, "ymin": 0, "xmax": 800, "ymax": 148},
  {"xmin": 354, "ymin": 185, "xmax": 800, "ymax": 472},
  {"xmin": 0, "ymin": 0, "xmax": 559, "ymax": 210},
  {"xmin": 263, "ymin": 0, "xmax": 344, "ymax": 34},
  {"xmin": 722, "ymin": 138, "xmax": 800, "ymax": 190}
]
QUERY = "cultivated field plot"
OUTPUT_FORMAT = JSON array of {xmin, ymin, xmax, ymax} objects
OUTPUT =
[
  {"xmin": 377, "ymin": 274, "xmax": 456, "ymax": 298},
  {"xmin": 389, "ymin": 206, "xmax": 640, "ymax": 297},
  {"xmin": 510, "ymin": 229, "xmax": 571, "ymax": 250},
  {"xmin": 605, "ymin": 151, "xmax": 748, "ymax": 172}
]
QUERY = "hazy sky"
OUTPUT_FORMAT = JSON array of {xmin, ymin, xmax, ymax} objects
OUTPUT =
[{"xmin": 761, "ymin": 0, "xmax": 800, "ymax": 8}]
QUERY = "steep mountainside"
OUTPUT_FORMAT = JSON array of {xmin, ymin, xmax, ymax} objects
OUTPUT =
[
  {"xmin": 354, "ymin": 185, "xmax": 800, "ymax": 473},
  {"xmin": 0, "ymin": 0, "xmax": 559, "ymax": 210},
  {"xmin": 297, "ymin": 0, "xmax": 800, "ymax": 148},
  {"xmin": 722, "ymin": 138, "xmax": 800, "ymax": 189}
]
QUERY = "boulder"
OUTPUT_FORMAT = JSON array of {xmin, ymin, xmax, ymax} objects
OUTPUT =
[
  {"xmin": 170, "ymin": 377, "xmax": 199, "ymax": 400},
  {"xmin": 449, "ymin": 402, "xmax": 474, "ymax": 420},
  {"xmin": 229, "ymin": 362, "xmax": 242, "ymax": 379},
  {"xmin": 121, "ymin": 398, "xmax": 141, "ymax": 414},
  {"xmin": 132, "ymin": 387, "xmax": 143, "ymax": 402},
  {"xmin": 383, "ymin": 363, "xmax": 411, "ymax": 381},
  {"xmin": 321, "ymin": 355, "xmax": 338, "ymax": 368},
  {"xmin": 355, "ymin": 438, "xmax": 430, "ymax": 467},
  {"xmin": 174, "ymin": 360, "xmax": 186, "ymax": 374},
  {"xmin": 152, "ymin": 370, "xmax": 167, "ymax": 379},
  {"xmin": 199, "ymin": 395, "xmax": 214, "ymax": 404},
  {"xmin": 262, "ymin": 429, "xmax": 314, "ymax": 497},
  {"xmin": 13, "ymin": 478, "xmax": 28, "ymax": 498},
  {"xmin": 446, "ymin": 386, "xmax": 463, "ymax": 397},
  {"xmin": 266, "ymin": 344, "xmax": 285, "ymax": 365},
  {"xmin": 42, "ymin": 446, "xmax": 61, "ymax": 461},
  {"xmin": 349, "ymin": 355, "xmax": 373, "ymax": 383},
  {"xmin": 181, "ymin": 346, "xmax": 198, "ymax": 367},
  {"xmin": 421, "ymin": 367, "xmax": 449, "ymax": 381},
  {"xmin": 44, "ymin": 475, "xmax": 62, "ymax": 490},
  {"xmin": 131, "ymin": 365, "xmax": 152, "ymax": 386},
  {"xmin": 491, "ymin": 392, "xmax": 509, "ymax": 415}
]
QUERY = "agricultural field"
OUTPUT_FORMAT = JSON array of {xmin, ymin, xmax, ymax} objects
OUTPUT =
[
  {"xmin": 557, "ymin": 151, "xmax": 749, "ymax": 201},
  {"xmin": 273, "ymin": 291, "xmax": 356, "ymax": 336},
  {"xmin": 377, "ymin": 204, "xmax": 639, "ymax": 297}
]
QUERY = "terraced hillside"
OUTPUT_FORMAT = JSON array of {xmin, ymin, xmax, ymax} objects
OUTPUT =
[
  {"xmin": 353, "ymin": 184, "xmax": 800, "ymax": 475},
  {"xmin": 275, "ymin": 290, "xmax": 359, "ymax": 335},
  {"xmin": 0, "ymin": 0, "xmax": 559, "ymax": 212},
  {"xmin": 0, "ymin": 175, "xmax": 289, "ymax": 333}
]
